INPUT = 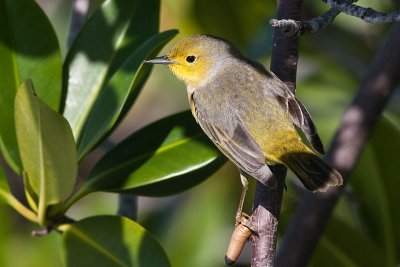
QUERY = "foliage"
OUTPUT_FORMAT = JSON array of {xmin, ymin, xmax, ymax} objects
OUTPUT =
[
  {"xmin": 62, "ymin": 216, "xmax": 170, "ymax": 267},
  {"xmin": 0, "ymin": 0, "xmax": 222, "ymax": 266},
  {"xmin": 0, "ymin": 0, "xmax": 400, "ymax": 266}
]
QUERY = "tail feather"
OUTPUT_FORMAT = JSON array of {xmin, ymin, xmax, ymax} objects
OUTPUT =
[{"xmin": 280, "ymin": 152, "xmax": 343, "ymax": 192}]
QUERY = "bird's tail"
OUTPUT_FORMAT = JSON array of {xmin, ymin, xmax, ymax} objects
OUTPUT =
[{"xmin": 280, "ymin": 152, "xmax": 343, "ymax": 192}]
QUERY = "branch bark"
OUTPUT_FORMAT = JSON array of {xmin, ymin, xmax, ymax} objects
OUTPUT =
[
  {"xmin": 271, "ymin": 0, "xmax": 400, "ymax": 36},
  {"xmin": 277, "ymin": 22, "xmax": 400, "ymax": 267},
  {"xmin": 325, "ymin": 0, "xmax": 400, "ymax": 23},
  {"xmin": 250, "ymin": 0, "xmax": 303, "ymax": 265},
  {"xmin": 270, "ymin": 7, "xmax": 341, "ymax": 36},
  {"xmin": 250, "ymin": 166, "xmax": 286, "ymax": 266},
  {"xmin": 269, "ymin": 0, "xmax": 302, "ymax": 93}
]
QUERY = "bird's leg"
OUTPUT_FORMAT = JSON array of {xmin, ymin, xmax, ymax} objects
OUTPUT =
[{"xmin": 235, "ymin": 172, "xmax": 249, "ymax": 227}]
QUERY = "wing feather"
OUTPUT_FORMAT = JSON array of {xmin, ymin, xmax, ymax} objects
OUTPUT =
[
  {"xmin": 191, "ymin": 93, "xmax": 275, "ymax": 187},
  {"xmin": 267, "ymin": 72, "xmax": 325, "ymax": 154}
]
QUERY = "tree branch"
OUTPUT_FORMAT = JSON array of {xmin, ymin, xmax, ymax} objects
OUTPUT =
[
  {"xmin": 250, "ymin": 166, "xmax": 287, "ymax": 267},
  {"xmin": 325, "ymin": 0, "xmax": 400, "ymax": 23},
  {"xmin": 276, "ymin": 22, "xmax": 400, "ymax": 267},
  {"xmin": 269, "ymin": 0, "xmax": 302, "ymax": 93},
  {"xmin": 270, "ymin": 6, "xmax": 340, "ymax": 36},
  {"xmin": 249, "ymin": 0, "xmax": 303, "ymax": 265},
  {"xmin": 271, "ymin": 0, "xmax": 400, "ymax": 36}
]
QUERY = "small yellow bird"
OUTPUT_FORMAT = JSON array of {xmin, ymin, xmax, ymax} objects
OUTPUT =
[{"xmin": 145, "ymin": 34, "xmax": 342, "ymax": 218}]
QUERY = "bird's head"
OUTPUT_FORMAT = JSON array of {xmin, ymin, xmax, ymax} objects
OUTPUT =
[{"xmin": 145, "ymin": 35, "xmax": 232, "ymax": 88}]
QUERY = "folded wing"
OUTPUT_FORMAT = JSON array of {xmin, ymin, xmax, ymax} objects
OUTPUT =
[{"xmin": 192, "ymin": 94, "xmax": 276, "ymax": 188}]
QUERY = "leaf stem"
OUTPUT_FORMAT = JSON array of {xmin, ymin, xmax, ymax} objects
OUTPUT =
[{"xmin": 0, "ymin": 189, "xmax": 37, "ymax": 223}]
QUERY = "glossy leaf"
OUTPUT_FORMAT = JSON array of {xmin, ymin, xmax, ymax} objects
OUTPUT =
[
  {"xmin": 76, "ymin": 30, "xmax": 178, "ymax": 159},
  {"xmin": 14, "ymin": 81, "xmax": 77, "ymax": 224},
  {"xmin": 62, "ymin": 0, "xmax": 162, "ymax": 140},
  {"xmin": 0, "ymin": 0, "xmax": 62, "ymax": 173},
  {"xmin": 62, "ymin": 215, "xmax": 170, "ymax": 267},
  {"xmin": 81, "ymin": 111, "xmax": 224, "ymax": 196}
]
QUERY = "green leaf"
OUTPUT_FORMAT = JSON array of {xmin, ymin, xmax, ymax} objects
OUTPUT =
[
  {"xmin": 62, "ymin": 0, "xmax": 162, "ymax": 140},
  {"xmin": 76, "ymin": 30, "xmax": 178, "ymax": 159},
  {"xmin": 350, "ymin": 115, "xmax": 400, "ymax": 266},
  {"xmin": 62, "ymin": 215, "xmax": 170, "ymax": 267},
  {"xmin": 82, "ymin": 111, "xmax": 224, "ymax": 196},
  {"xmin": 0, "ymin": 0, "xmax": 62, "ymax": 173},
  {"xmin": 22, "ymin": 171, "xmax": 39, "ymax": 212},
  {"xmin": 14, "ymin": 81, "xmax": 77, "ymax": 225}
]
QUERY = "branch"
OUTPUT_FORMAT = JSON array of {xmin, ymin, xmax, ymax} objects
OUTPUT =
[
  {"xmin": 276, "ymin": 22, "xmax": 400, "ymax": 267},
  {"xmin": 248, "ymin": 0, "xmax": 303, "ymax": 266},
  {"xmin": 269, "ymin": 0, "xmax": 302, "ymax": 93},
  {"xmin": 270, "ymin": 6, "xmax": 341, "ymax": 36},
  {"xmin": 250, "ymin": 166, "xmax": 287, "ymax": 266},
  {"xmin": 325, "ymin": 0, "xmax": 400, "ymax": 23},
  {"xmin": 271, "ymin": 0, "xmax": 400, "ymax": 36}
]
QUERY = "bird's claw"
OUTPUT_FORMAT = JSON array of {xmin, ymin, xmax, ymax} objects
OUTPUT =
[{"xmin": 235, "ymin": 212, "xmax": 256, "ymax": 232}]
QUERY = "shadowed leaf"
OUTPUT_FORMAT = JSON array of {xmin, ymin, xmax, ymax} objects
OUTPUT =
[
  {"xmin": 82, "ymin": 111, "xmax": 224, "ymax": 196},
  {"xmin": 14, "ymin": 81, "xmax": 77, "ymax": 224},
  {"xmin": 63, "ymin": 0, "xmax": 162, "ymax": 141},
  {"xmin": 76, "ymin": 30, "xmax": 178, "ymax": 159},
  {"xmin": 62, "ymin": 215, "xmax": 170, "ymax": 267},
  {"xmin": 0, "ymin": 0, "xmax": 62, "ymax": 173}
]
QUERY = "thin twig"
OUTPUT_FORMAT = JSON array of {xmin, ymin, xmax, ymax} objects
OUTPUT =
[
  {"xmin": 271, "ymin": 0, "xmax": 400, "ymax": 36},
  {"xmin": 325, "ymin": 0, "xmax": 400, "ymax": 23},
  {"xmin": 32, "ymin": 227, "xmax": 53, "ymax": 237},
  {"xmin": 270, "ymin": 7, "xmax": 340, "ymax": 36},
  {"xmin": 276, "ymin": 22, "xmax": 400, "ymax": 267},
  {"xmin": 249, "ymin": 0, "xmax": 303, "ymax": 265}
]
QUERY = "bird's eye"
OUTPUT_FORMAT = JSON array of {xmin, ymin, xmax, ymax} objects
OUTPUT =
[{"xmin": 186, "ymin": 55, "xmax": 196, "ymax": 63}]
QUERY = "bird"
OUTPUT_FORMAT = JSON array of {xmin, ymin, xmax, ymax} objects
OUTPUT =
[{"xmin": 145, "ymin": 34, "xmax": 343, "ymax": 222}]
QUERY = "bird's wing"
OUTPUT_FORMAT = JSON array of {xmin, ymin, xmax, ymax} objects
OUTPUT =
[
  {"xmin": 192, "ymin": 95, "xmax": 275, "ymax": 187},
  {"xmin": 265, "ymin": 70, "xmax": 325, "ymax": 154}
]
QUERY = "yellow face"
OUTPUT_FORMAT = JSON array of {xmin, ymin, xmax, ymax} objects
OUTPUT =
[
  {"xmin": 167, "ymin": 35, "xmax": 226, "ymax": 87},
  {"xmin": 146, "ymin": 35, "xmax": 231, "ymax": 88},
  {"xmin": 166, "ymin": 37, "xmax": 215, "ymax": 88}
]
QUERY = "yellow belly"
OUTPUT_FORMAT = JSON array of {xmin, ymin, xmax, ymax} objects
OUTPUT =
[{"xmin": 241, "ymin": 99, "xmax": 312, "ymax": 164}]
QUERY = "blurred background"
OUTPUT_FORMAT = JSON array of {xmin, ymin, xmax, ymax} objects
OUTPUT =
[{"xmin": 1, "ymin": 0, "xmax": 399, "ymax": 266}]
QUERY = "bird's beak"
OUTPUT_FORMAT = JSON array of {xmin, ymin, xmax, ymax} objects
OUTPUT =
[{"xmin": 144, "ymin": 55, "xmax": 173, "ymax": 64}]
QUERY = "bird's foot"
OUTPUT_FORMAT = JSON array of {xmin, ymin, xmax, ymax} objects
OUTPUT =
[{"xmin": 235, "ymin": 212, "xmax": 255, "ymax": 232}]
